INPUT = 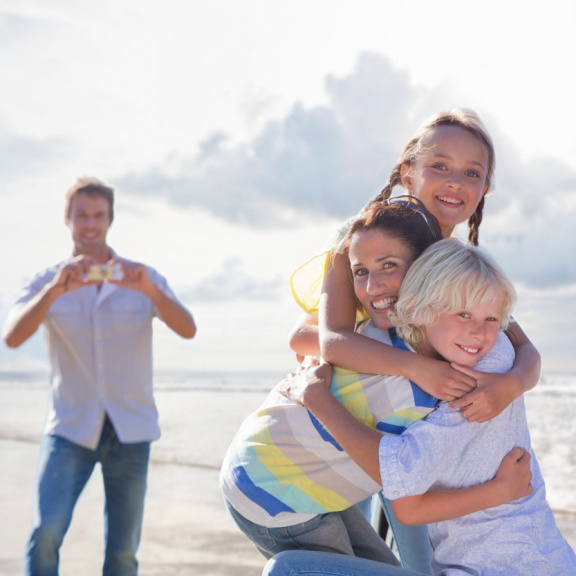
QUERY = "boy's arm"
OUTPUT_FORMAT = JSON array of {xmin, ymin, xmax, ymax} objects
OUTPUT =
[
  {"xmin": 280, "ymin": 365, "xmax": 533, "ymax": 523},
  {"xmin": 319, "ymin": 254, "xmax": 477, "ymax": 401},
  {"xmin": 391, "ymin": 447, "xmax": 533, "ymax": 525},
  {"xmin": 280, "ymin": 362, "xmax": 384, "ymax": 482}
]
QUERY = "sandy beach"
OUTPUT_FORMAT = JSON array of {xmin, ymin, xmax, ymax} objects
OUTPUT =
[{"xmin": 1, "ymin": 386, "xmax": 575, "ymax": 576}]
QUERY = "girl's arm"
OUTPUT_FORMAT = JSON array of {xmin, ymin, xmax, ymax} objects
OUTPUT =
[
  {"xmin": 288, "ymin": 313, "xmax": 321, "ymax": 359},
  {"xmin": 279, "ymin": 363, "xmax": 533, "ymax": 524},
  {"xmin": 319, "ymin": 253, "xmax": 477, "ymax": 401},
  {"xmin": 451, "ymin": 321, "xmax": 541, "ymax": 423}
]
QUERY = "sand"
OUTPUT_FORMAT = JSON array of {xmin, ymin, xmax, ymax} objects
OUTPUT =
[
  {"xmin": 0, "ymin": 386, "xmax": 574, "ymax": 576},
  {"xmin": 0, "ymin": 387, "xmax": 267, "ymax": 576}
]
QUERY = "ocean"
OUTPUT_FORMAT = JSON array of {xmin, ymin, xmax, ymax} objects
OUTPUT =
[{"xmin": 1, "ymin": 369, "xmax": 575, "ymax": 516}]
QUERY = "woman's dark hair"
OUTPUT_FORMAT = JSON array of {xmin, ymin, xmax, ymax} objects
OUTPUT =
[{"xmin": 339, "ymin": 201, "xmax": 442, "ymax": 264}]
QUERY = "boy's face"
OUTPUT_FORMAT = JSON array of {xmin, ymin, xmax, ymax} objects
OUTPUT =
[{"xmin": 422, "ymin": 288, "xmax": 505, "ymax": 367}]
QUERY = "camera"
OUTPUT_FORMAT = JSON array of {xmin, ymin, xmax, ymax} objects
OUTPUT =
[{"xmin": 85, "ymin": 263, "xmax": 123, "ymax": 282}]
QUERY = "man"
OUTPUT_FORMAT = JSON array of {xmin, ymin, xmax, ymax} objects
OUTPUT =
[{"xmin": 3, "ymin": 177, "xmax": 197, "ymax": 576}]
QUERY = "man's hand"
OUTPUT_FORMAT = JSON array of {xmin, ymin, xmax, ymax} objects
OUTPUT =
[
  {"xmin": 50, "ymin": 255, "xmax": 103, "ymax": 294},
  {"xmin": 3, "ymin": 255, "xmax": 101, "ymax": 348},
  {"xmin": 109, "ymin": 259, "xmax": 156, "ymax": 296}
]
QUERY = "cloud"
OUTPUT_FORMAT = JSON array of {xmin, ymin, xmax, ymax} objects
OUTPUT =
[
  {"xmin": 113, "ymin": 52, "xmax": 576, "ymax": 290},
  {"xmin": 0, "ymin": 10, "xmax": 58, "ymax": 46},
  {"xmin": 480, "ymin": 143, "xmax": 576, "ymax": 288},
  {"xmin": 0, "ymin": 128, "xmax": 73, "ymax": 182},
  {"xmin": 182, "ymin": 259, "xmax": 284, "ymax": 303},
  {"xmin": 114, "ymin": 53, "xmax": 423, "ymax": 226}
]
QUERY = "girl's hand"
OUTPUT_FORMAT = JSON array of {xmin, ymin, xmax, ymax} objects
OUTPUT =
[
  {"xmin": 450, "ymin": 364, "xmax": 523, "ymax": 423},
  {"xmin": 492, "ymin": 447, "xmax": 533, "ymax": 503},
  {"xmin": 409, "ymin": 356, "xmax": 477, "ymax": 401},
  {"xmin": 277, "ymin": 361, "xmax": 332, "ymax": 406}
]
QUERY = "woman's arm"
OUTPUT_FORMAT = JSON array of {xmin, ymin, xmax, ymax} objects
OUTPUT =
[
  {"xmin": 451, "ymin": 321, "xmax": 541, "ymax": 423},
  {"xmin": 280, "ymin": 364, "xmax": 533, "ymax": 524},
  {"xmin": 319, "ymin": 253, "xmax": 476, "ymax": 401}
]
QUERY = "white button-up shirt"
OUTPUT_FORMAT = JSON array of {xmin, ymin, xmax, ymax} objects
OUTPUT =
[{"xmin": 10, "ymin": 254, "xmax": 177, "ymax": 449}]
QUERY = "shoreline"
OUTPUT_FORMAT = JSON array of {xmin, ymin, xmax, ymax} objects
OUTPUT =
[{"xmin": 0, "ymin": 387, "xmax": 574, "ymax": 575}]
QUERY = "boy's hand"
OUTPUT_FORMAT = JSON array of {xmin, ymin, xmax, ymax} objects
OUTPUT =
[
  {"xmin": 277, "ymin": 361, "xmax": 332, "ymax": 406},
  {"xmin": 492, "ymin": 446, "xmax": 533, "ymax": 503}
]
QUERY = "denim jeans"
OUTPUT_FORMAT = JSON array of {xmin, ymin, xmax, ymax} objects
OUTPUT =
[
  {"xmin": 25, "ymin": 418, "xmax": 150, "ymax": 576},
  {"xmin": 379, "ymin": 494, "xmax": 433, "ymax": 575},
  {"xmin": 264, "ymin": 550, "xmax": 428, "ymax": 576},
  {"xmin": 225, "ymin": 498, "xmax": 399, "ymax": 565}
]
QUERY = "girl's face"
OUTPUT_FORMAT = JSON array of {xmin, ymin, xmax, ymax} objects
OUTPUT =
[
  {"xmin": 419, "ymin": 288, "xmax": 505, "ymax": 368},
  {"xmin": 349, "ymin": 229, "xmax": 416, "ymax": 329},
  {"xmin": 401, "ymin": 125, "xmax": 489, "ymax": 239}
]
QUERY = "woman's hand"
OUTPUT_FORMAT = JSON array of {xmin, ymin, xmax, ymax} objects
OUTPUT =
[
  {"xmin": 450, "ymin": 364, "xmax": 523, "ymax": 423},
  {"xmin": 277, "ymin": 361, "xmax": 332, "ymax": 407}
]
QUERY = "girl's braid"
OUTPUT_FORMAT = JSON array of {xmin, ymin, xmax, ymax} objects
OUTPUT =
[
  {"xmin": 369, "ymin": 164, "xmax": 403, "ymax": 207},
  {"xmin": 467, "ymin": 195, "xmax": 485, "ymax": 246}
]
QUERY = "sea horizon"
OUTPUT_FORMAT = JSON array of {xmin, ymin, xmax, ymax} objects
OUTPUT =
[{"xmin": 1, "ymin": 368, "xmax": 575, "ymax": 393}]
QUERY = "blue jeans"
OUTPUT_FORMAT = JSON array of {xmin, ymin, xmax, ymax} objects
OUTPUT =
[
  {"xmin": 264, "ymin": 550, "xmax": 428, "ymax": 576},
  {"xmin": 225, "ymin": 499, "xmax": 399, "ymax": 565},
  {"xmin": 26, "ymin": 418, "xmax": 150, "ymax": 576},
  {"xmin": 379, "ymin": 495, "xmax": 433, "ymax": 575}
]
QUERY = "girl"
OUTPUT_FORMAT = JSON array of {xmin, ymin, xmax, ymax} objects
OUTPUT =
[
  {"xmin": 288, "ymin": 109, "xmax": 541, "ymax": 571},
  {"xmin": 220, "ymin": 204, "xmax": 530, "ymax": 566},
  {"xmin": 271, "ymin": 239, "xmax": 576, "ymax": 576},
  {"xmin": 290, "ymin": 108, "xmax": 540, "ymax": 421}
]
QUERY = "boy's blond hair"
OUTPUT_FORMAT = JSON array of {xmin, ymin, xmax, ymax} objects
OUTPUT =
[{"xmin": 390, "ymin": 238, "xmax": 516, "ymax": 346}]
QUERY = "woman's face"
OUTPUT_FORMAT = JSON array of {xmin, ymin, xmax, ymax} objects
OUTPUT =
[
  {"xmin": 349, "ymin": 229, "xmax": 416, "ymax": 329},
  {"xmin": 400, "ymin": 125, "xmax": 489, "ymax": 239}
]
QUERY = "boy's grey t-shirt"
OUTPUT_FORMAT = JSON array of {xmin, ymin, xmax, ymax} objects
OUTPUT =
[{"xmin": 379, "ymin": 332, "xmax": 576, "ymax": 575}]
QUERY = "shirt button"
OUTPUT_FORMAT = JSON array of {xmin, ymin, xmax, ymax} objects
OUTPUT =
[{"xmin": 393, "ymin": 491, "xmax": 400, "ymax": 497}]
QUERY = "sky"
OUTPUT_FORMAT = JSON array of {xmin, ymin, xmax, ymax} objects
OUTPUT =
[{"xmin": 1, "ymin": 0, "xmax": 575, "ymax": 379}]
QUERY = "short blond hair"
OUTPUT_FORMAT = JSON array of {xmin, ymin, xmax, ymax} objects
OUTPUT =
[{"xmin": 390, "ymin": 238, "xmax": 516, "ymax": 346}]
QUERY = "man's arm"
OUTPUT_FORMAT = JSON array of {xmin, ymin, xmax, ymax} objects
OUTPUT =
[
  {"xmin": 3, "ymin": 257, "xmax": 94, "ymax": 348},
  {"xmin": 3, "ymin": 282, "xmax": 66, "ymax": 348},
  {"xmin": 144, "ymin": 283, "xmax": 196, "ymax": 339},
  {"xmin": 113, "ymin": 260, "xmax": 196, "ymax": 339}
]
